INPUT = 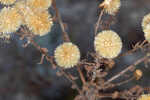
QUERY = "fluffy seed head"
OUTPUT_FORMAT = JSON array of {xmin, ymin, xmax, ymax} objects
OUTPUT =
[
  {"xmin": 54, "ymin": 42, "xmax": 80, "ymax": 68},
  {"xmin": 100, "ymin": 0, "xmax": 121, "ymax": 15},
  {"xmin": 142, "ymin": 13, "xmax": 150, "ymax": 30},
  {"xmin": 0, "ymin": 7, "xmax": 22, "ymax": 33},
  {"xmin": 0, "ymin": 0, "xmax": 16, "ymax": 5},
  {"xmin": 14, "ymin": 1, "xmax": 31, "ymax": 25},
  {"xmin": 143, "ymin": 24, "xmax": 150, "ymax": 42},
  {"xmin": 25, "ymin": 10, "xmax": 53, "ymax": 36},
  {"xmin": 14, "ymin": 1, "xmax": 30, "ymax": 16},
  {"xmin": 27, "ymin": 0, "xmax": 52, "ymax": 10},
  {"xmin": 94, "ymin": 30, "xmax": 122, "ymax": 59},
  {"xmin": 138, "ymin": 94, "xmax": 150, "ymax": 100},
  {"xmin": 142, "ymin": 14, "xmax": 150, "ymax": 42}
]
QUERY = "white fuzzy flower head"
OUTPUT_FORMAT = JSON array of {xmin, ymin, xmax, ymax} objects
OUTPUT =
[
  {"xmin": 0, "ymin": 7, "xmax": 22, "ymax": 34},
  {"xmin": 54, "ymin": 42, "xmax": 80, "ymax": 68},
  {"xmin": 94, "ymin": 30, "xmax": 122, "ymax": 59},
  {"xmin": 100, "ymin": 0, "xmax": 121, "ymax": 15}
]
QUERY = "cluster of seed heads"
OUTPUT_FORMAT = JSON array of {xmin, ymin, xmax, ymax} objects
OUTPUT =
[{"xmin": 1, "ymin": 0, "xmax": 150, "ymax": 99}]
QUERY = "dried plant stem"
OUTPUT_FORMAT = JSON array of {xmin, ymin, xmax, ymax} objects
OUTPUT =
[
  {"xmin": 104, "ymin": 56, "xmax": 148, "ymax": 85},
  {"xmin": 53, "ymin": 0, "xmax": 87, "ymax": 87},
  {"xmin": 52, "ymin": 0, "xmax": 70, "ymax": 42},
  {"xmin": 119, "ymin": 40, "xmax": 148, "ymax": 57},
  {"xmin": 16, "ymin": 31, "xmax": 82, "ymax": 93},
  {"xmin": 77, "ymin": 67, "xmax": 86, "ymax": 85},
  {"xmin": 97, "ymin": 92, "xmax": 137, "ymax": 99},
  {"xmin": 115, "ymin": 76, "xmax": 135, "ymax": 87},
  {"xmin": 94, "ymin": 8, "xmax": 104, "ymax": 36},
  {"xmin": 59, "ymin": 68, "xmax": 82, "ymax": 94}
]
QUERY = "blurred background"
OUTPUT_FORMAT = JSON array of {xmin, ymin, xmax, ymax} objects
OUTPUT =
[{"xmin": 0, "ymin": 0, "xmax": 150, "ymax": 100}]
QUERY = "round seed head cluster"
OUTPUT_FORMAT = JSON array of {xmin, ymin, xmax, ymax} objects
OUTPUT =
[
  {"xmin": 27, "ymin": 0, "xmax": 52, "ymax": 10},
  {"xmin": 138, "ymin": 94, "xmax": 150, "ymax": 100},
  {"xmin": 94, "ymin": 30, "xmax": 122, "ymax": 59},
  {"xmin": 102, "ymin": 0, "xmax": 121, "ymax": 15},
  {"xmin": 142, "ymin": 14, "xmax": 150, "ymax": 42},
  {"xmin": 0, "ymin": 7, "xmax": 22, "ymax": 33},
  {"xmin": 54, "ymin": 43, "xmax": 80, "ymax": 68},
  {"xmin": 0, "ymin": 0, "xmax": 16, "ymax": 5},
  {"xmin": 25, "ymin": 10, "xmax": 53, "ymax": 36}
]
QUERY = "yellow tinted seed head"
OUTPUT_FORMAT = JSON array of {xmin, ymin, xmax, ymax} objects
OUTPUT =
[
  {"xmin": 142, "ymin": 14, "xmax": 150, "ymax": 42},
  {"xmin": 0, "ymin": 7, "xmax": 22, "ymax": 33},
  {"xmin": 27, "ymin": 0, "xmax": 52, "ymax": 10},
  {"xmin": 100, "ymin": 0, "xmax": 121, "ymax": 15},
  {"xmin": 142, "ymin": 13, "xmax": 150, "ymax": 30},
  {"xmin": 14, "ymin": 1, "xmax": 31, "ymax": 25},
  {"xmin": 54, "ymin": 42, "xmax": 80, "ymax": 68},
  {"xmin": 143, "ymin": 24, "xmax": 150, "ymax": 42},
  {"xmin": 25, "ymin": 10, "xmax": 53, "ymax": 36},
  {"xmin": 94, "ymin": 30, "xmax": 122, "ymax": 59}
]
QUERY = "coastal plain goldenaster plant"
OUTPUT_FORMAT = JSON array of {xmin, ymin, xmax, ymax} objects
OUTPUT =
[
  {"xmin": 138, "ymin": 94, "xmax": 150, "ymax": 100},
  {"xmin": 100, "ymin": 0, "xmax": 121, "ymax": 15},
  {"xmin": 54, "ymin": 42, "xmax": 80, "ymax": 68},
  {"xmin": 0, "ymin": 7, "xmax": 22, "ymax": 33},
  {"xmin": 0, "ymin": 0, "xmax": 16, "ymax": 5},
  {"xmin": 25, "ymin": 10, "xmax": 53, "ymax": 36},
  {"xmin": 94, "ymin": 30, "xmax": 122, "ymax": 59}
]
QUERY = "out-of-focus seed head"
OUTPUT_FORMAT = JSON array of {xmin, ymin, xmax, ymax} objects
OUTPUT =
[
  {"xmin": 0, "ymin": 0, "xmax": 16, "ymax": 5},
  {"xmin": 54, "ymin": 42, "xmax": 80, "ymax": 68},
  {"xmin": 138, "ymin": 94, "xmax": 150, "ymax": 100},
  {"xmin": 25, "ymin": 10, "xmax": 53, "ymax": 36},
  {"xmin": 0, "ymin": 7, "xmax": 22, "ymax": 33},
  {"xmin": 143, "ymin": 24, "xmax": 150, "ymax": 42},
  {"xmin": 142, "ymin": 13, "xmax": 150, "ymax": 30},
  {"xmin": 94, "ymin": 30, "xmax": 122, "ymax": 59},
  {"xmin": 142, "ymin": 14, "xmax": 150, "ymax": 42},
  {"xmin": 100, "ymin": 0, "xmax": 121, "ymax": 15},
  {"xmin": 27, "ymin": 0, "xmax": 52, "ymax": 10},
  {"xmin": 134, "ymin": 69, "xmax": 143, "ymax": 80}
]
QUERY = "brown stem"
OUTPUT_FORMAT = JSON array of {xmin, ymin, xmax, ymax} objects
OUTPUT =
[
  {"xmin": 119, "ymin": 40, "xmax": 149, "ymax": 57},
  {"xmin": 94, "ymin": 8, "xmax": 104, "ymax": 36},
  {"xmin": 60, "ymin": 68, "xmax": 82, "ymax": 94},
  {"xmin": 114, "ymin": 76, "xmax": 135, "ymax": 87},
  {"xmin": 104, "ymin": 56, "xmax": 148, "ymax": 85},
  {"xmin": 15, "ymin": 31, "xmax": 81, "ymax": 93},
  {"xmin": 77, "ymin": 67, "xmax": 86, "ymax": 85},
  {"xmin": 52, "ymin": 0, "xmax": 70, "ymax": 42}
]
